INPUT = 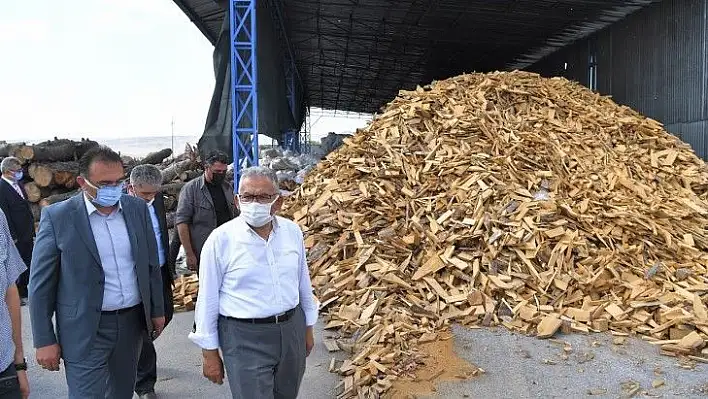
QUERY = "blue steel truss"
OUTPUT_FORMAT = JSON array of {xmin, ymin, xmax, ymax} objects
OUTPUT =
[{"xmin": 230, "ymin": 0, "xmax": 258, "ymax": 192}]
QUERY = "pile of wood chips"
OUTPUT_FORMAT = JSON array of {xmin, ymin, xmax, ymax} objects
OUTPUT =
[
  {"xmin": 283, "ymin": 71, "xmax": 708, "ymax": 398},
  {"xmin": 173, "ymin": 274, "xmax": 199, "ymax": 312}
]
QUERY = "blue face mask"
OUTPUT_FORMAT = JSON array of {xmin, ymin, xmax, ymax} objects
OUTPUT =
[
  {"xmin": 86, "ymin": 180, "xmax": 123, "ymax": 207},
  {"xmin": 13, "ymin": 171, "xmax": 23, "ymax": 181}
]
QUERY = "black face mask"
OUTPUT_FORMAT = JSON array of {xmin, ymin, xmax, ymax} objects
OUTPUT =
[{"xmin": 211, "ymin": 172, "xmax": 226, "ymax": 185}]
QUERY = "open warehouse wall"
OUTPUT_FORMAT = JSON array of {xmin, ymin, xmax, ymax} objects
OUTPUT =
[{"xmin": 529, "ymin": 0, "xmax": 708, "ymax": 159}]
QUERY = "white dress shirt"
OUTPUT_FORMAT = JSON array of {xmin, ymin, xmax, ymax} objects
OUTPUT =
[
  {"xmin": 189, "ymin": 216, "xmax": 319, "ymax": 350},
  {"xmin": 84, "ymin": 195, "xmax": 141, "ymax": 311}
]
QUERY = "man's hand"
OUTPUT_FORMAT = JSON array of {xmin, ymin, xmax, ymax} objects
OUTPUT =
[
  {"xmin": 36, "ymin": 344, "xmax": 61, "ymax": 371},
  {"xmin": 152, "ymin": 316, "xmax": 166, "ymax": 338},
  {"xmin": 202, "ymin": 350, "xmax": 224, "ymax": 385},
  {"xmin": 305, "ymin": 326, "xmax": 315, "ymax": 357},
  {"xmin": 17, "ymin": 369, "xmax": 29, "ymax": 399},
  {"xmin": 186, "ymin": 252, "xmax": 198, "ymax": 271}
]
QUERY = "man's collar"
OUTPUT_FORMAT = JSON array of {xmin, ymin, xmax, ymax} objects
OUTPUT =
[
  {"xmin": 83, "ymin": 192, "xmax": 122, "ymax": 215},
  {"xmin": 1, "ymin": 176, "xmax": 16, "ymax": 186}
]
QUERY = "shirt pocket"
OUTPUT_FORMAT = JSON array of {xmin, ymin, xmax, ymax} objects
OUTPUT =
[{"xmin": 275, "ymin": 248, "xmax": 301, "ymax": 283}]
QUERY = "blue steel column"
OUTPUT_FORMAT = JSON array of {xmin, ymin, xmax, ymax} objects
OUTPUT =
[{"xmin": 230, "ymin": 0, "xmax": 258, "ymax": 192}]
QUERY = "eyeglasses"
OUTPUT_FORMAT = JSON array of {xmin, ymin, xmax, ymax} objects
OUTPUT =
[
  {"xmin": 238, "ymin": 194, "xmax": 278, "ymax": 204},
  {"xmin": 86, "ymin": 179, "xmax": 127, "ymax": 190}
]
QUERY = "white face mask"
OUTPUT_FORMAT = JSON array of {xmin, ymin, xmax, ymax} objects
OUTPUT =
[{"xmin": 238, "ymin": 197, "xmax": 278, "ymax": 227}]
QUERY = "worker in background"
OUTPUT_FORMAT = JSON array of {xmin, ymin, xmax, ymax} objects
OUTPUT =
[
  {"xmin": 175, "ymin": 150, "xmax": 236, "ymax": 273},
  {"xmin": 128, "ymin": 165, "xmax": 174, "ymax": 399},
  {"xmin": 0, "ymin": 157, "xmax": 34, "ymax": 304},
  {"xmin": 29, "ymin": 146, "xmax": 165, "ymax": 399},
  {"xmin": 189, "ymin": 166, "xmax": 317, "ymax": 399},
  {"xmin": 0, "ymin": 208, "xmax": 30, "ymax": 399}
]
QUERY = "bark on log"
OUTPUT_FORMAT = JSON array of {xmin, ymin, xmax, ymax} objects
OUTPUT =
[
  {"xmin": 24, "ymin": 182, "xmax": 42, "ymax": 203},
  {"xmin": 166, "ymin": 212, "xmax": 175, "ymax": 229},
  {"xmin": 179, "ymin": 170, "xmax": 200, "ymax": 182},
  {"xmin": 0, "ymin": 143, "xmax": 33, "ymax": 162},
  {"xmin": 30, "ymin": 203, "xmax": 41, "ymax": 222},
  {"xmin": 139, "ymin": 148, "xmax": 172, "ymax": 165},
  {"xmin": 40, "ymin": 190, "xmax": 78, "ymax": 207},
  {"xmin": 161, "ymin": 160, "xmax": 194, "ymax": 184},
  {"xmin": 161, "ymin": 182, "xmax": 186, "ymax": 197},
  {"xmin": 164, "ymin": 196, "xmax": 177, "ymax": 212},
  {"xmin": 30, "ymin": 139, "xmax": 98, "ymax": 162}
]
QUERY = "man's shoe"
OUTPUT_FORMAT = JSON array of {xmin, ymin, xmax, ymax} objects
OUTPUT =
[{"xmin": 138, "ymin": 393, "xmax": 157, "ymax": 399}]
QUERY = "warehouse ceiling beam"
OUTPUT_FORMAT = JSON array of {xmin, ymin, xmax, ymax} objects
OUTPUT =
[{"xmin": 175, "ymin": 0, "xmax": 659, "ymax": 114}]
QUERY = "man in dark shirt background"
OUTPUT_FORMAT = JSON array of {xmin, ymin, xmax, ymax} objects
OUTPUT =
[{"xmin": 175, "ymin": 151, "xmax": 236, "ymax": 273}]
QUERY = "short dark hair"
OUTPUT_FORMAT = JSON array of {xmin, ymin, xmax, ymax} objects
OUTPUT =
[
  {"xmin": 79, "ymin": 146, "xmax": 123, "ymax": 177},
  {"xmin": 204, "ymin": 150, "xmax": 229, "ymax": 166}
]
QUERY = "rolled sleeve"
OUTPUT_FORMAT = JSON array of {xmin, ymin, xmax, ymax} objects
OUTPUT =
[
  {"xmin": 297, "ymin": 234, "xmax": 318, "ymax": 326},
  {"xmin": 188, "ymin": 233, "xmax": 223, "ymax": 350}
]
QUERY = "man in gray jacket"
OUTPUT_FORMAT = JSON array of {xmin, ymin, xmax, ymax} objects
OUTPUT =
[
  {"xmin": 175, "ymin": 150, "xmax": 236, "ymax": 272},
  {"xmin": 29, "ymin": 146, "xmax": 165, "ymax": 399}
]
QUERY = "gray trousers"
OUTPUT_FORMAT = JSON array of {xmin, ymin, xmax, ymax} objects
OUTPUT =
[
  {"xmin": 218, "ymin": 306, "xmax": 307, "ymax": 399},
  {"xmin": 64, "ymin": 306, "xmax": 145, "ymax": 399}
]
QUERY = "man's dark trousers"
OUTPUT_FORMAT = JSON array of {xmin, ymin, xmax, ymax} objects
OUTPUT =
[
  {"xmin": 64, "ymin": 306, "xmax": 145, "ymax": 399},
  {"xmin": 135, "ymin": 267, "xmax": 174, "ymax": 395},
  {"xmin": 14, "ymin": 240, "xmax": 32, "ymax": 298}
]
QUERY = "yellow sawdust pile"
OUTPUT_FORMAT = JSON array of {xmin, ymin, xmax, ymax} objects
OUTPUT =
[{"xmin": 284, "ymin": 71, "xmax": 708, "ymax": 398}]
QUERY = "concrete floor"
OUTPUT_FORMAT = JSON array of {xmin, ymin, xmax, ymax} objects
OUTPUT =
[{"xmin": 19, "ymin": 307, "xmax": 708, "ymax": 398}]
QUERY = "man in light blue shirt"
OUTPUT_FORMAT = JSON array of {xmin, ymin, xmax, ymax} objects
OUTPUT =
[
  {"xmin": 0, "ymin": 208, "xmax": 29, "ymax": 398},
  {"xmin": 128, "ymin": 164, "xmax": 174, "ymax": 399},
  {"xmin": 30, "ymin": 146, "xmax": 165, "ymax": 399}
]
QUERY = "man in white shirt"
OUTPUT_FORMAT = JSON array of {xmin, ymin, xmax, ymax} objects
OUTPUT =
[{"xmin": 189, "ymin": 166, "xmax": 317, "ymax": 399}]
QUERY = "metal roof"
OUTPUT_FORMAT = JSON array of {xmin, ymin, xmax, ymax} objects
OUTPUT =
[{"xmin": 173, "ymin": 0, "xmax": 659, "ymax": 114}]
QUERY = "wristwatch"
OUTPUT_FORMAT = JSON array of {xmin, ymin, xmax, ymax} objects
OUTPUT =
[{"xmin": 14, "ymin": 359, "xmax": 27, "ymax": 371}]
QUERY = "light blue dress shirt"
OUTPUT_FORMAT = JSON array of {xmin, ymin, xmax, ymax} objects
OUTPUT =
[
  {"xmin": 148, "ymin": 203, "xmax": 166, "ymax": 267},
  {"xmin": 84, "ymin": 195, "xmax": 141, "ymax": 311}
]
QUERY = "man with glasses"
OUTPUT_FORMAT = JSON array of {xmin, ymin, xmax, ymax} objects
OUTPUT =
[
  {"xmin": 175, "ymin": 150, "xmax": 236, "ymax": 273},
  {"xmin": 190, "ymin": 166, "xmax": 318, "ymax": 399},
  {"xmin": 29, "ymin": 146, "xmax": 165, "ymax": 399},
  {"xmin": 0, "ymin": 157, "xmax": 34, "ymax": 304},
  {"xmin": 127, "ymin": 164, "xmax": 174, "ymax": 399}
]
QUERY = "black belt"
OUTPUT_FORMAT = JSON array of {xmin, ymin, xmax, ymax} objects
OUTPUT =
[
  {"xmin": 101, "ymin": 304, "xmax": 142, "ymax": 315},
  {"xmin": 224, "ymin": 308, "xmax": 296, "ymax": 324}
]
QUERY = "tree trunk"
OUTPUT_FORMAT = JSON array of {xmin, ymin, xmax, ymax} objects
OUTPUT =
[
  {"xmin": 0, "ymin": 143, "xmax": 33, "ymax": 163},
  {"xmin": 40, "ymin": 190, "xmax": 78, "ymax": 207},
  {"xmin": 24, "ymin": 182, "xmax": 42, "ymax": 203},
  {"xmin": 28, "ymin": 162, "xmax": 79, "ymax": 188},
  {"xmin": 139, "ymin": 148, "xmax": 172, "ymax": 165},
  {"xmin": 30, "ymin": 139, "xmax": 98, "ymax": 162},
  {"xmin": 161, "ymin": 160, "xmax": 194, "ymax": 184},
  {"xmin": 179, "ymin": 170, "xmax": 200, "ymax": 182}
]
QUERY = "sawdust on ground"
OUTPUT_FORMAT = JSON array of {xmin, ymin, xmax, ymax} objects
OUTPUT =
[{"xmin": 387, "ymin": 335, "xmax": 482, "ymax": 398}]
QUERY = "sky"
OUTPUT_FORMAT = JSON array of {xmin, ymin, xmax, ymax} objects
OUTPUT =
[{"xmin": 0, "ymin": 0, "xmax": 369, "ymax": 143}]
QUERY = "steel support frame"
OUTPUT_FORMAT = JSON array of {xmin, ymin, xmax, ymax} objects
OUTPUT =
[
  {"xmin": 230, "ymin": 0, "xmax": 258, "ymax": 192},
  {"xmin": 271, "ymin": 0, "xmax": 309, "ymax": 154}
]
